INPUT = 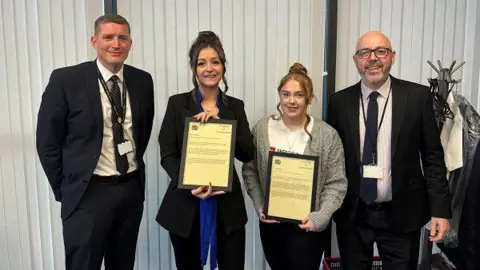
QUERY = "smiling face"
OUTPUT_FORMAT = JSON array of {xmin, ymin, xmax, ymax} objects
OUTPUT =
[
  {"xmin": 195, "ymin": 47, "xmax": 224, "ymax": 89},
  {"xmin": 278, "ymin": 78, "xmax": 311, "ymax": 120},
  {"xmin": 91, "ymin": 22, "xmax": 132, "ymax": 73},
  {"xmin": 354, "ymin": 31, "xmax": 396, "ymax": 89}
]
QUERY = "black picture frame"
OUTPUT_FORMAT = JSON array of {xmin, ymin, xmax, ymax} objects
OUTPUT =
[
  {"xmin": 177, "ymin": 117, "xmax": 237, "ymax": 192},
  {"xmin": 264, "ymin": 151, "xmax": 319, "ymax": 223}
]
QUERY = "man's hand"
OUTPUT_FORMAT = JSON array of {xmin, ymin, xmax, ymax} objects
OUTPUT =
[
  {"xmin": 298, "ymin": 217, "xmax": 316, "ymax": 232},
  {"xmin": 429, "ymin": 217, "xmax": 450, "ymax": 242},
  {"xmin": 191, "ymin": 182, "xmax": 225, "ymax": 199}
]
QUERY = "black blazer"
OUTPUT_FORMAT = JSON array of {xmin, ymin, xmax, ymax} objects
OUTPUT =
[
  {"xmin": 156, "ymin": 91, "xmax": 254, "ymax": 238},
  {"xmin": 327, "ymin": 76, "xmax": 451, "ymax": 233},
  {"xmin": 36, "ymin": 61, "xmax": 154, "ymax": 220}
]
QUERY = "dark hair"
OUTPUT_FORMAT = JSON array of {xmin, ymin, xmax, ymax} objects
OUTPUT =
[
  {"xmin": 94, "ymin": 14, "xmax": 131, "ymax": 35},
  {"xmin": 188, "ymin": 31, "xmax": 229, "ymax": 102},
  {"xmin": 272, "ymin": 62, "xmax": 315, "ymax": 148}
]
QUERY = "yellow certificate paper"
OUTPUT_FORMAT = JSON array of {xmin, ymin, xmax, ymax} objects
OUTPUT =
[
  {"xmin": 178, "ymin": 117, "xmax": 236, "ymax": 191},
  {"xmin": 264, "ymin": 152, "xmax": 319, "ymax": 223}
]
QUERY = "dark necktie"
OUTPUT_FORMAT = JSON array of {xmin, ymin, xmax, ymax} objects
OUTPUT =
[
  {"xmin": 360, "ymin": 91, "xmax": 380, "ymax": 203},
  {"xmin": 110, "ymin": 75, "xmax": 129, "ymax": 175}
]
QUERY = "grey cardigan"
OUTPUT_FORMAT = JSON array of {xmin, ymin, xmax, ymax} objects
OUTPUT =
[{"xmin": 242, "ymin": 116, "xmax": 347, "ymax": 231}]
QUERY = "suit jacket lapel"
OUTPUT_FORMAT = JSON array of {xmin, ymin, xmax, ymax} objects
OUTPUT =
[
  {"xmin": 390, "ymin": 76, "xmax": 408, "ymax": 160},
  {"xmin": 346, "ymin": 83, "xmax": 361, "ymax": 164},
  {"xmin": 124, "ymin": 66, "xmax": 141, "ymax": 146},
  {"xmin": 84, "ymin": 61, "xmax": 103, "ymax": 134},
  {"xmin": 183, "ymin": 90, "xmax": 200, "ymax": 115},
  {"xmin": 218, "ymin": 96, "xmax": 235, "ymax": 121}
]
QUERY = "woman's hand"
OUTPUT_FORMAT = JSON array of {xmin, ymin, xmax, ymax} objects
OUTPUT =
[
  {"xmin": 258, "ymin": 208, "xmax": 279, "ymax": 224},
  {"xmin": 298, "ymin": 216, "xmax": 316, "ymax": 232},
  {"xmin": 194, "ymin": 108, "xmax": 220, "ymax": 123},
  {"xmin": 191, "ymin": 182, "xmax": 225, "ymax": 199}
]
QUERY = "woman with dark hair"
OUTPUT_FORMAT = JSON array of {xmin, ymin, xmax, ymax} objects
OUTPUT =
[
  {"xmin": 156, "ymin": 31, "xmax": 253, "ymax": 270},
  {"xmin": 242, "ymin": 63, "xmax": 347, "ymax": 270}
]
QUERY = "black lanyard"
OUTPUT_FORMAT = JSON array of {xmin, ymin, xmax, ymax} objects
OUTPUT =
[
  {"xmin": 360, "ymin": 87, "xmax": 391, "ymax": 152},
  {"xmin": 97, "ymin": 68, "xmax": 127, "ymax": 124}
]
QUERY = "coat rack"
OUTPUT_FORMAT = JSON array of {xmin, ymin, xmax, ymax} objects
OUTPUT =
[{"xmin": 419, "ymin": 59, "xmax": 465, "ymax": 270}]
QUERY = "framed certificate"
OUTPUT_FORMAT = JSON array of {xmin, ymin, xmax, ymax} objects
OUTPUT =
[
  {"xmin": 178, "ymin": 117, "xmax": 237, "ymax": 192},
  {"xmin": 264, "ymin": 151, "xmax": 319, "ymax": 223}
]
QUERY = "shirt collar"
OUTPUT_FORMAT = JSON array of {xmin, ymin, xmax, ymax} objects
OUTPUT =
[
  {"xmin": 96, "ymin": 59, "xmax": 124, "ymax": 83},
  {"xmin": 361, "ymin": 76, "xmax": 391, "ymax": 100},
  {"xmin": 195, "ymin": 88, "xmax": 222, "ymax": 108}
]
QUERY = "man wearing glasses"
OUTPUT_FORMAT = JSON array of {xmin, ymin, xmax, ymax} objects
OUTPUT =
[{"xmin": 327, "ymin": 31, "xmax": 451, "ymax": 269}]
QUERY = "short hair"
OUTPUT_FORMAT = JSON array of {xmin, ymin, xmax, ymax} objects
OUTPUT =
[{"xmin": 94, "ymin": 14, "xmax": 131, "ymax": 35}]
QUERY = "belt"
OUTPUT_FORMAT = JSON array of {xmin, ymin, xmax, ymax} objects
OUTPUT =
[
  {"xmin": 91, "ymin": 170, "xmax": 138, "ymax": 184},
  {"xmin": 364, "ymin": 201, "xmax": 392, "ymax": 211}
]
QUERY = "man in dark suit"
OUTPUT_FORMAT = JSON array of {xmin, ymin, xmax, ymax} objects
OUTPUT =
[
  {"xmin": 327, "ymin": 31, "xmax": 451, "ymax": 269},
  {"xmin": 36, "ymin": 14, "xmax": 154, "ymax": 270}
]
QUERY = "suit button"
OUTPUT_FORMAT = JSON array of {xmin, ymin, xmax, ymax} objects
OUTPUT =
[{"xmin": 82, "ymin": 180, "xmax": 88, "ymax": 184}]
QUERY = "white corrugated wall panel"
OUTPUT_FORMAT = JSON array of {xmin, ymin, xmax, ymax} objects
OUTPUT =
[
  {"xmin": 117, "ymin": 0, "xmax": 326, "ymax": 269},
  {"xmin": 0, "ymin": 0, "xmax": 101, "ymax": 269}
]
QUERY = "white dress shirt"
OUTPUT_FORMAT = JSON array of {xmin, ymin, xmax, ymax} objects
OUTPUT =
[
  {"xmin": 94, "ymin": 60, "xmax": 137, "ymax": 176},
  {"xmin": 359, "ymin": 78, "xmax": 392, "ymax": 202}
]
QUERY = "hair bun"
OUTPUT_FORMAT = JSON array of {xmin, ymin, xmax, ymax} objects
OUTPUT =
[
  {"xmin": 197, "ymin": 31, "xmax": 221, "ymax": 44},
  {"xmin": 289, "ymin": 62, "xmax": 308, "ymax": 75}
]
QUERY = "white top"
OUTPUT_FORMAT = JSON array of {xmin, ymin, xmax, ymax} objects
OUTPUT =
[
  {"xmin": 267, "ymin": 115, "xmax": 315, "ymax": 154},
  {"xmin": 440, "ymin": 91, "xmax": 464, "ymax": 173},
  {"xmin": 94, "ymin": 60, "xmax": 137, "ymax": 176},
  {"xmin": 359, "ymin": 78, "xmax": 392, "ymax": 202}
]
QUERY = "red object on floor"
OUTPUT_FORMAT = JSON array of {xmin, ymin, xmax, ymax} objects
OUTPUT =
[{"xmin": 322, "ymin": 257, "xmax": 383, "ymax": 270}]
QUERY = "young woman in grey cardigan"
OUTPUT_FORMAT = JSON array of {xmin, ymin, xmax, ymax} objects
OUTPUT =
[{"xmin": 242, "ymin": 63, "xmax": 347, "ymax": 270}]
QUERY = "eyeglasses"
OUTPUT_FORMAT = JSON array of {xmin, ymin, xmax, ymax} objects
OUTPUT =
[{"xmin": 355, "ymin": 47, "xmax": 392, "ymax": 59}]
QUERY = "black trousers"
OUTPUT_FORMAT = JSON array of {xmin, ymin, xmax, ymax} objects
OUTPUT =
[
  {"xmin": 259, "ymin": 221, "xmax": 327, "ymax": 270},
  {"xmin": 62, "ymin": 173, "xmax": 144, "ymax": 270},
  {"xmin": 337, "ymin": 201, "xmax": 421, "ymax": 270},
  {"xmin": 169, "ymin": 209, "xmax": 245, "ymax": 270}
]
